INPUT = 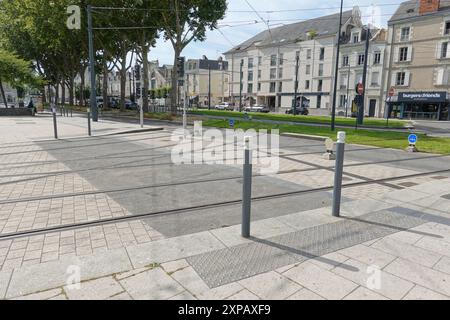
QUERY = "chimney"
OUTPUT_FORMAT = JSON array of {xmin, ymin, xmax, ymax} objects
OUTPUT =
[{"xmin": 419, "ymin": 0, "xmax": 440, "ymax": 15}]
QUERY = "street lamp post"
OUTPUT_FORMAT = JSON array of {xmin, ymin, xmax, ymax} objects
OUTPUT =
[{"xmin": 331, "ymin": 0, "xmax": 344, "ymax": 131}]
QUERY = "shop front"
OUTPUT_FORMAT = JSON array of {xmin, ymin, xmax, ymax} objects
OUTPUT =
[{"xmin": 387, "ymin": 91, "xmax": 449, "ymax": 121}]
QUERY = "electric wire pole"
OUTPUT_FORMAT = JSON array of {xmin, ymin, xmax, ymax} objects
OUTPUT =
[
  {"xmin": 87, "ymin": 5, "xmax": 98, "ymax": 122},
  {"xmin": 293, "ymin": 53, "xmax": 300, "ymax": 115},
  {"xmin": 239, "ymin": 59, "xmax": 243, "ymax": 112},
  {"xmin": 359, "ymin": 27, "xmax": 371, "ymax": 125},
  {"xmin": 331, "ymin": 0, "xmax": 344, "ymax": 131}
]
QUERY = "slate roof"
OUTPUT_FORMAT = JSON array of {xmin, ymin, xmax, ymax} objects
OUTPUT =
[
  {"xmin": 389, "ymin": 0, "xmax": 450, "ymax": 23},
  {"xmin": 224, "ymin": 9, "xmax": 356, "ymax": 55}
]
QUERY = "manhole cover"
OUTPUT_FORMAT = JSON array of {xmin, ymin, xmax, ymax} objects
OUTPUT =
[
  {"xmin": 398, "ymin": 182, "xmax": 419, "ymax": 187},
  {"xmin": 441, "ymin": 194, "xmax": 450, "ymax": 200},
  {"xmin": 432, "ymin": 176, "xmax": 448, "ymax": 180}
]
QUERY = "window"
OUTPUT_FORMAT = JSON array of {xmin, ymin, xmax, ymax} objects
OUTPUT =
[
  {"xmin": 305, "ymin": 80, "xmax": 310, "ymax": 89},
  {"xmin": 278, "ymin": 68, "xmax": 283, "ymax": 79},
  {"xmin": 373, "ymin": 52, "xmax": 381, "ymax": 65},
  {"xmin": 318, "ymin": 64, "xmax": 324, "ymax": 77},
  {"xmin": 339, "ymin": 95, "xmax": 347, "ymax": 108},
  {"xmin": 248, "ymin": 58, "xmax": 254, "ymax": 69},
  {"xmin": 400, "ymin": 27, "xmax": 410, "ymax": 41},
  {"xmin": 258, "ymin": 70, "xmax": 262, "ymax": 79},
  {"xmin": 358, "ymin": 54, "xmax": 365, "ymax": 65},
  {"xmin": 316, "ymin": 95, "xmax": 322, "ymax": 108},
  {"xmin": 247, "ymin": 83, "xmax": 253, "ymax": 93},
  {"xmin": 317, "ymin": 80, "xmax": 323, "ymax": 92},
  {"xmin": 278, "ymin": 82, "xmax": 283, "ymax": 93},
  {"xmin": 257, "ymin": 83, "xmax": 261, "ymax": 91},
  {"xmin": 306, "ymin": 49, "xmax": 312, "ymax": 59},
  {"xmin": 248, "ymin": 71, "xmax": 253, "ymax": 82},
  {"xmin": 442, "ymin": 42, "xmax": 449, "ymax": 58},
  {"xmin": 352, "ymin": 32, "xmax": 359, "ymax": 43},
  {"xmin": 396, "ymin": 72, "xmax": 406, "ymax": 86},
  {"xmin": 270, "ymin": 55, "xmax": 277, "ymax": 66},
  {"xmin": 445, "ymin": 22, "xmax": 450, "ymax": 35},
  {"xmin": 258, "ymin": 56, "xmax": 262, "ymax": 66},
  {"xmin": 342, "ymin": 55, "xmax": 349, "ymax": 67},
  {"xmin": 306, "ymin": 65, "xmax": 311, "ymax": 75},
  {"xmin": 296, "ymin": 51, "xmax": 300, "ymax": 58},
  {"xmin": 319, "ymin": 48, "xmax": 325, "ymax": 61},
  {"xmin": 371, "ymin": 72, "xmax": 380, "ymax": 86},
  {"xmin": 270, "ymin": 82, "xmax": 276, "ymax": 93},
  {"xmin": 270, "ymin": 68, "xmax": 276, "ymax": 79},
  {"xmin": 340, "ymin": 73, "xmax": 347, "ymax": 88},
  {"xmin": 279, "ymin": 53, "xmax": 284, "ymax": 65},
  {"xmin": 399, "ymin": 47, "xmax": 408, "ymax": 62}
]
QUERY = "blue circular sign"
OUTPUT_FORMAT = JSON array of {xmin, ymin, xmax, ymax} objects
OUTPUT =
[
  {"xmin": 229, "ymin": 119, "xmax": 235, "ymax": 128},
  {"xmin": 408, "ymin": 134, "xmax": 418, "ymax": 144}
]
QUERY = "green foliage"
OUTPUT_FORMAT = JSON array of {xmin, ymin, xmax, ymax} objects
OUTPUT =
[{"xmin": 0, "ymin": 49, "xmax": 41, "ymax": 87}]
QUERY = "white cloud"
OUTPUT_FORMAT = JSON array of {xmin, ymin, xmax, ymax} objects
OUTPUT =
[{"xmin": 149, "ymin": 0, "xmax": 402, "ymax": 65}]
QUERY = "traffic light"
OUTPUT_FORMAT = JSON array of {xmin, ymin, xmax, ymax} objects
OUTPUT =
[{"xmin": 177, "ymin": 56, "xmax": 185, "ymax": 78}]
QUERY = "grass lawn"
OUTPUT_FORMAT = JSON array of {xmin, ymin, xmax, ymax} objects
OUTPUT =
[
  {"xmin": 202, "ymin": 119, "xmax": 450, "ymax": 155},
  {"xmin": 190, "ymin": 109, "xmax": 408, "ymax": 129}
]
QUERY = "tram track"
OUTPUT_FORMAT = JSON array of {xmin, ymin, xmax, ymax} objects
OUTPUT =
[{"xmin": 0, "ymin": 168, "xmax": 448, "ymax": 241}]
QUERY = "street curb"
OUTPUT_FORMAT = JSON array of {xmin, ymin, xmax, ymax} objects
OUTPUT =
[
  {"xmin": 281, "ymin": 132, "xmax": 327, "ymax": 141},
  {"xmin": 101, "ymin": 127, "xmax": 164, "ymax": 136}
]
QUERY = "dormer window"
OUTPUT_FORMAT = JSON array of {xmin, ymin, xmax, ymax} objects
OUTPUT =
[{"xmin": 352, "ymin": 32, "xmax": 360, "ymax": 43}]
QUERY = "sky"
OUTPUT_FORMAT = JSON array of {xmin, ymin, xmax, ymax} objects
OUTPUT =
[{"xmin": 149, "ymin": 0, "xmax": 404, "ymax": 65}]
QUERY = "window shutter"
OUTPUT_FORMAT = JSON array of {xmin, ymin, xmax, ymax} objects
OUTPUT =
[
  {"xmin": 407, "ymin": 46, "xmax": 413, "ymax": 61},
  {"xmin": 404, "ymin": 71, "xmax": 411, "ymax": 86},
  {"xmin": 436, "ymin": 68, "xmax": 444, "ymax": 85},
  {"xmin": 394, "ymin": 47, "xmax": 399, "ymax": 63},
  {"xmin": 437, "ymin": 42, "xmax": 442, "ymax": 59}
]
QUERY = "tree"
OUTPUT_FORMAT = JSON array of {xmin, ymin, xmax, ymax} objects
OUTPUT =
[
  {"xmin": 0, "ymin": 49, "xmax": 40, "ymax": 107},
  {"xmin": 160, "ymin": 0, "xmax": 227, "ymax": 114}
]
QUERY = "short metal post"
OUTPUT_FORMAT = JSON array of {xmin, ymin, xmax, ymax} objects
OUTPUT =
[
  {"xmin": 140, "ymin": 105, "xmax": 144, "ymax": 128},
  {"xmin": 242, "ymin": 136, "xmax": 252, "ymax": 238},
  {"xmin": 52, "ymin": 108, "xmax": 58, "ymax": 139},
  {"xmin": 87, "ymin": 110, "xmax": 92, "ymax": 136},
  {"xmin": 70, "ymin": 108, "xmax": 73, "ymax": 117},
  {"xmin": 332, "ymin": 132, "xmax": 346, "ymax": 217}
]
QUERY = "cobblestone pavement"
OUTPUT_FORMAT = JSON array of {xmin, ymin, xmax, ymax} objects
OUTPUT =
[{"xmin": 0, "ymin": 115, "xmax": 450, "ymax": 300}]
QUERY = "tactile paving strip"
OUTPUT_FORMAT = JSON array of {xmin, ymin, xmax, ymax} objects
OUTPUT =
[{"xmin": 188, "ymin": 207, "xmax": 427, "ymax": 288}]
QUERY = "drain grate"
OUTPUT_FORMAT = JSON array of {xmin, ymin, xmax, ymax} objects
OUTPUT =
[{"xmin": 188, "ymin": 207, "xmax": 426, "ymax": 288}]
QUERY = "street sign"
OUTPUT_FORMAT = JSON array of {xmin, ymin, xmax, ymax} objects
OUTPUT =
[
  {"xmin": 408, "ymin": 134, "xmax": 418, "ymax": 145},
  {"xmin": 229, "ymin": 119, "xmax": 235, "ymax": 128},
  {"xmin": 389, "ymin": 86, "xmax": 395, "ymax": 97},
  {"xmin": 357, "ymin": 83, "xmax": 364, "ymax": 95}
]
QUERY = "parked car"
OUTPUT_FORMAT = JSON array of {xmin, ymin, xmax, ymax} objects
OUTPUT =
[
  {"xmin": 125, "ymin": 99, "xmax": 139, "ymax": 110},
  {"xmin": 214, "ymin": 102, "xmax": 233, "ymax": 110},
  {"xmin": 286, "ymin": 106, "xmax": 309, "ymax": 115},
  {"xmin": 244, "ymin": 105, "xmax": 269, "ymax": 113}
]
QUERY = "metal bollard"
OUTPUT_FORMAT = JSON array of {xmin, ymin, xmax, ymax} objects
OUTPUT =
[
  {"xmin": 87, "ymin": 110, "xmax": 92, "ymax": 136},
  {"xmin": 332, "ymin": 132, "xmax": 346, "ymax": 217},
  {"xmin": 241, "ymin": 136, "xmax": 253, "ymax": 238},
  {"xmin": 70, "ymin": 108, "xmax": 73, "ymax": 117},
  {"xmin": 52, "ymin": 108, "xmax": 58, "ymax": 139}
]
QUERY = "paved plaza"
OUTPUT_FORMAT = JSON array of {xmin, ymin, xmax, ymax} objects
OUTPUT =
[{"xmin": 0, "ymin": 114, "xmax": 450, "ymax": 300}]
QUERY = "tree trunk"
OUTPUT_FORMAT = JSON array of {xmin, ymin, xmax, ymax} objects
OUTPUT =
[
  {"xmin": 69, "ymin": 77, "xmax": 74, "ymax": 106},
  {"xmin": 61, "ymin": 80, "xmax": 66, "ymax": 107},
  {"xmin": 41, "ymin": 86, "xmax": 46, "ymax": 104},
  {"xmin": 0, "ymin": 77, "xmax": 8, "ymax": 108},
  {"xmin": 80, "ymin": 67, "xmax": 85, "ymax": 106},
  {"xmin": 102, "ymin": 57, "xmax": 109, "ymax": 109},
  {"xmin": 54, "ymin": 83, "xmax": 59, "ymax": 105},
  {"xmin": 142, "ymin": 35, "xmax": 150, "ymax": 113},
  {"xmin": 120, "ymin": 46, "xmax": 127, "ymax": 112},
  {"xmin": 171, "ymin": 46, "xmax": 181, "ymax": 115}
]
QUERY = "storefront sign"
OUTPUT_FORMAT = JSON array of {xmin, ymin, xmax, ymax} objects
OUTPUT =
[{"xmin": 398, "ymin": 92, "xmax": 446, "ymax": 103}]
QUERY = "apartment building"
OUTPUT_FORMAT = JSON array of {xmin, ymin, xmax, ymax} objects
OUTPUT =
[
  {"xmin": 337, "ymin": 27, "xmax": 387, "ymax": 118},
  {"xmin": 224, "ymin": 7, "xmax": 363, "ymax": 114},
  {"xmin": 149, "ymin": 61, "xmax": 173, "ymax": 90},
  {"xmin": 0, "ymin": 82, "xmax": 18, "ymax": 107},
  {"xmin": 385, "ymin": 0, "xmax": 450, "ymax": 120},
  {"xmin": 182, "ymin": 57, "xmax": 230, "ymax": 108}
]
